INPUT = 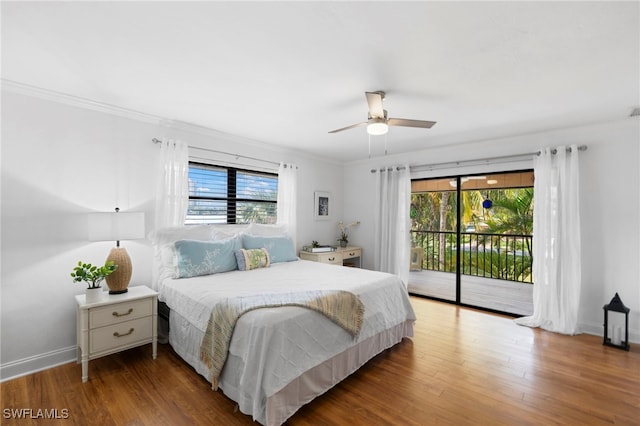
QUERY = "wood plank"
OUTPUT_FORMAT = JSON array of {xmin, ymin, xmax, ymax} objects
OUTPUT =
[{"xmin": 2, "ymin": 297, "xmax": 638, "ymax": 425}]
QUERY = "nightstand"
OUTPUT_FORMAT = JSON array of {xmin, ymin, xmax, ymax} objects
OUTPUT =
[
  {"xmin": 75, "ymin": 285, "xmax": 158, "ymax": 382},
  {"xmin": 299, "ymin": 246, "xmax": 362, "ymax": 268}
]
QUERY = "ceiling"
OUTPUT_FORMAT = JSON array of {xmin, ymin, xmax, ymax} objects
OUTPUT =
[{"xmin": 2, "ymin": 1, "xmax": 639, "ymax": 162}]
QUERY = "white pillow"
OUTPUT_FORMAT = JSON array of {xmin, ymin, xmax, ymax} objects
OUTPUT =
[
  {"xmin": 246, "ymin": 223, "xmax": 290, "ymax": 237},
  {"xmin": 210, "ymin": 224, "xmax": 248, "ymax": 240},
  {"xmin": 149, "ymin": 225, "xmax": 216, "ymax": 247}
]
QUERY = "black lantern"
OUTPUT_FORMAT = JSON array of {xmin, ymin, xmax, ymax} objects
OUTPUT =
[{"xmin": 602, "ymin": 293, "xmax": 630, "ymax": 351}]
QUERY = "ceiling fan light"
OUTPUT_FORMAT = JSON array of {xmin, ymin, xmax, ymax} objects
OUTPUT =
[{"xmin": 367, "ymin": 118, "xmax": 388, "ymax": 135}]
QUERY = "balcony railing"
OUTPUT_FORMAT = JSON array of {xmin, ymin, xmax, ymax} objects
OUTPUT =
[{"xmin": 411, "ymin": 230, "xmax": 533, "ymax": 284}]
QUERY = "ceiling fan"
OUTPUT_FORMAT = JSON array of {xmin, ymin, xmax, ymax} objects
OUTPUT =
[{"xmin": 328, "ymin": 91, "xmax": 436, "ymax": 135}]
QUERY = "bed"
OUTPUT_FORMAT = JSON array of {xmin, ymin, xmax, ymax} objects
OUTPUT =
[{"xmin": 150, "ymin": 224, "xmax": 416, "ymax": 425}]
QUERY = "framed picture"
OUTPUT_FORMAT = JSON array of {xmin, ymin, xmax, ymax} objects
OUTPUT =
[{"xmin": 314, "ymin": 191, "xmax": 330, "ymax": 220}]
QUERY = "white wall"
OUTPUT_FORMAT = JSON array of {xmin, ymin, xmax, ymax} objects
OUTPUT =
[
  {"xmin": 0, "ymin": 89, "xmax": 344, "ymax": 380},
  {"xmin": 344, "ymin": 118, "xmax": 640, "ymax": 343}
]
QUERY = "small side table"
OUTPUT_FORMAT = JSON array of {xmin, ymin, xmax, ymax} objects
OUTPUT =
[
  {"xmin": 299, "ymin": 246, "xmax": 362, "ymax": 267},
  {"xmin": 76, "ymin": 285, "xmax": 158, "ymax": 382}
]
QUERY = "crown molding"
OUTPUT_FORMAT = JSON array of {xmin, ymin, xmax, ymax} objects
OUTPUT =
[
  {"xmin": 1, "ymin": 79, "xmax": 163, "ymax": 125},
  {"xmin": 161, "ymin": 118, "xmax": 286, "ymax": 151},
  {"xmin": 1, "ymin": 78, "xmax": 340, "ymax": 166},
  {"xmin": 0, "ymin": 79, "xmax": 287, "ymax": 151}
]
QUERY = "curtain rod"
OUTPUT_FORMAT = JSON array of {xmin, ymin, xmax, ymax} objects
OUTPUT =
[
  {"xmin": 370, "ymin": 145, "xmax": 587, "ymax": 173},
  {"xmin": 152, "ymin": 138, "xmax": 282, "ymax": 167}
]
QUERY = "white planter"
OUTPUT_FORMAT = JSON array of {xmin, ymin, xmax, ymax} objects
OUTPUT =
[{"xmin": 85, "ymin": 287, "xmax": 104, "ymax": 303}]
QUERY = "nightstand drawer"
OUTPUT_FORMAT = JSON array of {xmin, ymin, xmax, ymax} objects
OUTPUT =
[
  {"xmin": 300, "ymin": 251, "xmax": 342, "ymax": 265},
  {"xmin": 322, "ymin": 254, "xmax": 343, "ymax": 265},
  {"xmin": 299, "ymin": 246, "xmax": 362, "ymax": 267},
  {"xmin": 90, "ymin": 298, "xmax": 152, "ymax": 328},
  {"xmin": 90, "ymin": 316, "xmax": 153, "ymax": 354},
  {"xmin": 343, "ymin": 248, "xmax": 361, "ymax": 260}
]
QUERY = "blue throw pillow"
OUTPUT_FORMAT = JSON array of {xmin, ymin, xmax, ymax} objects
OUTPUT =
[
  {"xmin": 241, "ymin": 234, "xmax": 297, "ymax": 263},
  {"xmin": 174, "ymin": 236, "xmax": 241, "ymax": 278}
]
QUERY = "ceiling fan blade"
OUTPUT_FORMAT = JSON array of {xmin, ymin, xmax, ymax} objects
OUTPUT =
[
  {"xmin": 365, "ymin": 91, "xmax": 385, "ymax": 118},
  {"xmin": 388, "ymin": 118, "xmax": 436, "ymax": 129},
  {"xmin": 328, "ymin": 122, "xmax": 367, "ymax": 133}
]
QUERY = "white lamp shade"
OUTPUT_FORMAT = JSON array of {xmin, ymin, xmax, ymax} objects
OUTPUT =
[{"xmin": 88, "ymin": 211, "xmax": 145, "ymax": 242}]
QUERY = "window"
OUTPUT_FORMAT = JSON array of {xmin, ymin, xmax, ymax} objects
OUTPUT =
[{"xmin": 186, "ymin": 162, "xmax": 278, "ymax": 225}]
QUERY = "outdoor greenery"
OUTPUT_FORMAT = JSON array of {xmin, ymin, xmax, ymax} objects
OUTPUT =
[
  {"xmin": 410, "ymin": 186, "xmax": 534, "ymax": 283},
  {"xmin": 237, "ymin": 201, "xmax": 277, "ymax": 224},
  {"xmin": 186, "ymin": 199, "xmax": 277, "ymax": 224},
  {"xmin": 186, "ymin": 163, "xmax": 278, "ymax": 225}
]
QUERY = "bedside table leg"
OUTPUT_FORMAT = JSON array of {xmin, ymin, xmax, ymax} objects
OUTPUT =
[
  {"xmin": 81, "ymin": 359, "xmax": 88, "ymax": 383},
  {"xmin": 152, "ymin": 295, "xmax": 158, "ymax": 360},
  {"xmin": 78, "ymin": 306, "xmax": 90, "ymax": 382}
]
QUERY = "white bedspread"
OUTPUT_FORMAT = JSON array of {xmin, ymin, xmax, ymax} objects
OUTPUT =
[{"xmin": 160, "ymin": 260, "xmax": 416, "ymax": 423}]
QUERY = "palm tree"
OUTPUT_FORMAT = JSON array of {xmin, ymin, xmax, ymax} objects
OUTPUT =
[
  {"xmin": 411, "ymin": 191, "xmax": 456, "ymax": 270},
  {"xmin": 484, "ymin": 188, "xmax": 533, "ymax": 233},
  {"xmin": 478, "ymin": 188, "xmax": 534, "ymax": 282},
  {"xmin": 239, "ymin": 201, "xmax": 277, "ymax": 224},
  {"xmin": 484, "ymin": 188, "xmax": 534, "ymax": 256}
]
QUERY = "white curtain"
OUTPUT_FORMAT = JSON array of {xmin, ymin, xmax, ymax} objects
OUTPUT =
[
  {"xmin": 155, "ymin": 138, "xmax": 189, "ymax": 230},
  {"xmin": 374, "ymin": 165, "xmax": 411, "ymax": 286},
  {"xmin": 515, "ymin": 145, "xmax": 582, "ymax": 334},
  {"xmin": 277, "ymin": 162, "xmax": 297, "ymax": 244}
]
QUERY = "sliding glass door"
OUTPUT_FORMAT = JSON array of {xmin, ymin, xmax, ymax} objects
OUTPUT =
[{"xmin": 409, "ymin": 171, "xmax": 534, "ymax": 316}]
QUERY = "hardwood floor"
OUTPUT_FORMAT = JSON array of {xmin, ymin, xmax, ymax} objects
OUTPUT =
[{"xmin": 2, "ymin": 297, "xmax": 639, "ymax": 425}]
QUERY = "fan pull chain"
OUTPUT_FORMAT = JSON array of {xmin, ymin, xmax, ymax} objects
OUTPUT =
[
  {"xmin": 368, "ymin": 134, "xmax": 371, "ymax": 158},
  {"xmin": 384, "ymin": 133, "xmax": 388, "ymax": 156}
]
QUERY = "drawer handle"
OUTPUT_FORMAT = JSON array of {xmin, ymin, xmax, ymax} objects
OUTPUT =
[
  {"xmin": 349, "ymin": 252, "xmax": 356, "ymax": 256},
  {"xmin": 328, "ymin": 257, "xmax": 335, "ymax": 261},
  {"xmin": 112, "ymin": 308, "xmax": 133, "ymax": 317},
  {"xmin": 113, "ymin": 328, "xmax": 134, "ymax": 338}
]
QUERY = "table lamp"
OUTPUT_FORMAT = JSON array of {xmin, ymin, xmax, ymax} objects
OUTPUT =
[{"xmin": 88, "ymin": 207, "xmax": 145, "ymax": 294}]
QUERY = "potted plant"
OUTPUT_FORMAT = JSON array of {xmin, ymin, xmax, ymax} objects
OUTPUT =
[
  {"xmin": 337, "ymin": 232, "xmax": 349, "ymax": 248},
  {"xmin": 71, "ymin": 260, "xmax": 118, "ymax": 302},
  {"xmin": 337, "ymin": 221, "xmax": 360, "ymax": 248}
]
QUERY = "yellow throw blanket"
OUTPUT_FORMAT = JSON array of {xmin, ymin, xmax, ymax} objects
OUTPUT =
[{"xmin": 199, "ymin": 290, "xmax": 365, "ymax": 389}]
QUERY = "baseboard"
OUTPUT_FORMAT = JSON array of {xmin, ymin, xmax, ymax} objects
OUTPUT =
[
  {"xmin": 0, "ymin": 346, "xmax": 77, "ymax": 383},
  {"xmin": 580, "ymin": 320, "xmax": 602, "ymax": 335},
  {"xmin": 580, "ymin": 321, "xmax": 639, "ymax": 344}
]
